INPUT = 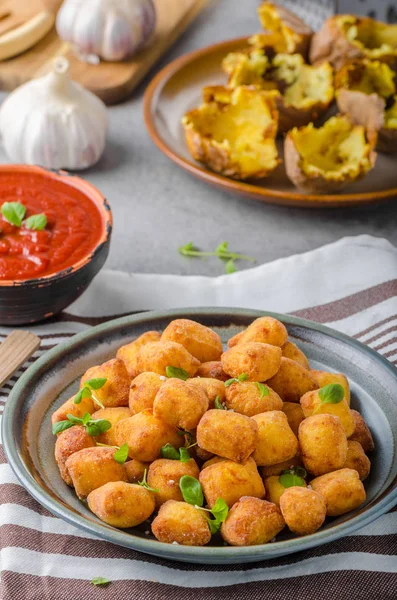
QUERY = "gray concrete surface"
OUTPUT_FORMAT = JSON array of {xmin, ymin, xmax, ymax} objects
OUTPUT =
[{"xmin": 1, "ymin": 0, "xmax": 396, "ymax": 277}]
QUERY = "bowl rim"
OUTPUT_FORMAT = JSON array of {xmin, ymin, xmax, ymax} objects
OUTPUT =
[
  {"xmin": 143, "ymin": 35, "xmax": 397, "ymax": 209},
  {"xmin": 2, "ymin": 307, "xmax": 397, "ymax": 563},
  {"xmin": 0, "ymin": 164, "xmax": 112, "ymax": 287}
]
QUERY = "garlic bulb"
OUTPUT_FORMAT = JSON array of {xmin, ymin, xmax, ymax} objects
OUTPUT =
[
  {"xmin": 56, "ymin": 0, "xmax": 156, "ymax": 62},
  {"xmin": 0, "ymin": 57, "xmax": 108, "ymax": 170}
]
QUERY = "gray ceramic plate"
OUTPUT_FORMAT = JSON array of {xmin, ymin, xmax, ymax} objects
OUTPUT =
[{"xmin": 3, "ymin": 308, "xmax": 397, "ymax": 564}]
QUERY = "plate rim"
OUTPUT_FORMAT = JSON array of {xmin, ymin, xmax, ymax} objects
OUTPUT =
[
  {"xmin": 143, "ymin": 36, "xmax": 397, "ymax": 209},
  {"xmin": 3, "ymin": 307, "xmax": 397, "ymax": 563}
]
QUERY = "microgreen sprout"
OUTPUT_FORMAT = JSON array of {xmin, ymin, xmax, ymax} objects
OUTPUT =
[
  {"xmin": 113, "ymin": 443, "xmax": 129, "ymax": 464},
  {"xmin": 255, "ymin": 382, "xmax": 270, "ymax": 398},
  {"xmin": 224, "ymin": 373, "xmax": 249, "ymax": 387},
  {"xmin": 138, "ymin": 469, "xmax": 159, "ymax": 493},
  {"xmin": 74, "ymin": 377, "xmax": 107, "ymax": 408},
  {"xmin": 279, "ymin": 466, "xmax": 307, "ymax": 488},
  {"xmin": 1, "ymin": 201, "xmax": 47, "ymax": 230},
  {"xmin": 165, "ymin": 366, "xmax": 189, "ymax": 381},
  {"xmin": 214, "ymin": 395, "xmax": 226, "ymax": 410},
  {"xmin": 179, "ymin": 476, "xmax": 229, "ymax": 534},
  {"xmin": 52, "ymin": 413, "xmax": 111, "ymax": 436},
  {"xmin": 313, "ymin": 383, "xmax": 345, "ymax": 413},
  {"xmin": 178, "ymin": 241, "xmax": 256, "ymax": 274}
]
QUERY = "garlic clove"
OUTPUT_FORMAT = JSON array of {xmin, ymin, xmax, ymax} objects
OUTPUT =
[{"xmin": 0, "ymin": 57, "xmax": 108, "ymax": 170}]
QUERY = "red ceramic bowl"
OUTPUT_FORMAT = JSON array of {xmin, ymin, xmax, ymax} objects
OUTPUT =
[{"xmin": 0, "ymin": 166, "xmax": 112, "ymax": 325}]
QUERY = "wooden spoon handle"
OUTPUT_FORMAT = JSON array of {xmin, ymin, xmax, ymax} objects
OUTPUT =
[{"xmin": 0, "ymin": 330, "xmax": 41, "ymax": 388}]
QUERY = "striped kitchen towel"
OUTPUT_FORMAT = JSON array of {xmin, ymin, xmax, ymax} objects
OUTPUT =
[{"xmin": 0, "ymin": 234, "xmax": 396, "ymax": 600}]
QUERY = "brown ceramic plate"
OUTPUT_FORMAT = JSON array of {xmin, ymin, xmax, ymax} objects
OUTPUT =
[{"xmin": 144, "ymin": 37, "xmax": 397, "ymax": 208}]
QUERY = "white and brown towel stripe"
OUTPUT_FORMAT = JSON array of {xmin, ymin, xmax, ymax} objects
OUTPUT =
[{"xmin": 0, "ymin": 235, "xmax": 396, "ymax": 599}]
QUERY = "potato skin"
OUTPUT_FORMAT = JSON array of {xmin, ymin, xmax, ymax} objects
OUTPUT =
[
  {"xmin": 199, "ymin": 457, "xmax": 265, "ymax": 508},
  {"xmin": 252, "ymin": 411, "xmax": 298, "ymax": 466},
  {"xmin": 55, "ymin": 425, "xmax": 95, "ymax": 486},
  {"xmin": 52, "ymin": 395, "xmax": 95, "ymax": 426},
  {"xmin": 281, "ymin": 341, "xmax": 310, "ymax": 369},
  {"xmin": 266, "ymin": 358, "xmax": 318, "ymax": 402},
  {"xmin": 195, "ymin": 361, "xmax": 229, "ymax": 382},
  {"xmin": 300, "ymin": 389, "xmax": 355, "ymax": 437},
  {"xmin": 138, "ymin": 341, "xmax": 200, "ymax": 377},
  {"xmin": 80, "ymin": 358, "xmax": 130, "ymax": 408},
  {"xmin": 282, "ymin": 402, "xmax": 304, "ymax": 436},
  {"xmin": 117, "ymin": 331, "xmax": 161, "ymax": 378},
  {"xmin": 151, "ymin": 500, "xmax": 211, "ymax": 546},
  {"xmin": 87, "ymin": 481, "xmax": 155, "ymax": 528},
  {"xmin": 153, "ymin": 378, "xmax": 209, "ymax": 430},
  {"xmin": 161, "ymin": 319, "xmax": 223, "ymax": 362},
  {"xmin": 280, "ymin": 487, "xmax": 326, "ymax": 535},
  {"xmin": 299, "ymin": 414, "xmax": 347, "ymax": 476},
  {"xmin": 125, "ymin": 459, "xmax": 150, "ymax": 483},
  {"xmin": 189, "ymin": 377, "xmax": 225, "ymax": 408},
  {"xmin": 310, "ymin": 370, "xmax": 350, "ymax": 406},
  {"xmin": 147, "ymin": 458, "xmax": 200, "ymax": 508},
  {"xmin": 197, "ymin": 409, "xmax": 258, "ymax": 463},
  {"xmin": 129, "ymin": 372, "xmax": 164, "ymax": 414},
  {"xmin": 349, "ymin": 410, "xmax": 375, "ymax": 453},
  {"xmin": 228, "ymin": 317, "xmax": 288, "ymax": 349},
  {"xmin": 311, "ymin": 468, "xmax": 366, "ymax": 516},
  {"xmin": 66, "ymin": 447, "xmax": 128, "ymax": 499},
  {"xmin": 91, "ymin": 407, "xmax": 131, "ymax": 446},
  {"xmin": 221, "ymin": 497, "xmax": 285, "ymax": 546},
  {"xmin": 225, "ymin": 381, "xmax": 283, "ymax": 417},
  {"xmin": 344, "ymin": 441, "xmax": 371, "ymax": 481},
  {"xmin": 221, "ymin": 342, "xmax": 282, "ymax": 382},
  {"xmin": 114, "ymin": 409, "xmax": 182, "ymax": 462}
]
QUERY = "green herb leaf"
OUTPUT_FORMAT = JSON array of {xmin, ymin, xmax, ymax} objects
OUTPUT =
[
  {"xmin": 255, "ymin": 382, "xmax": 270, "ymax": 398},
  {"xmin": 279, "ymin": 472, "xmax": 305, "ymax": 488},
  {"xmin": 24, "ymin": 213, "xmax": 47, "ymax": 231},
  {"xmin": 211, "ymin": 498, "xmax": 229, "ymax": 522},
  {"xmin": 225, "ymin": 259, "xmax": 237, "ymax": 274},
  {"xmin": 279, "ymin": 466, "xmax": 307, "ymax": 489},
  {"xmin": 179, "ymin": 447, "xmax": 191, "ymax": 462},
  {"xmin": 237, "ymin": 373, "xmax": 249, "ymax": 382},
  {"xmin": 91, "ymin": 577, "xmax": 110, "ymax": 586},
  {"xmin": 165, "ymin": 366, "xmax": 189, "ymax": 381},
  {"xmin": 82, "ymin": 386, "xmax": 93, "ymax": 399},
  {"xmin": 318, "ymin": 383, "xmax": 345, "ymax": 404},
  {"xmin": 113, "ymin": 443, "xmax": 129, "ymax": 464},
  {"xmin": 294, "ymin": 466, "xmax": 307, "ymax": 479},
  {"xmin": 86, "ymin": 378, "xmax": 107, "ymax": 390},
  {"xmin": 215, "ymin": 241, "xmax": 229, "ymax": 256},
  {"xmin": 52, "ymin": 420, "xmax": 74, "ymax": 435},
  {"xmin": 82, "ymin": 412, "xmax": 91, "ymax": 426},
  {"xmin": 86, "ymin": 419, "xmax": 111, "ymax": 437},
  {"xmin": 66, "ymin": 413, "xmax": 84, "ymax": 425},
  {"xmin": 178, "ymin": 241, "xmax": 256, "ymax": 263},
  {"xmin": 214, "ymin": 395, "xmax": 226, "ymax": 410},
  {"xmin": 161, "ymin": 443, "xmax": 180, "ymax": 460},
  {"xmin": 138, "ymin": 469, "xmax": 159, "ymax": 493},
  {"xmin": 207, "ymin": 518, "xmax": 222, "ymax": 534},
  {"xmin": 179, "ymin": 475, "xmax": 204, "ymax": 507},
  {"xmin": 224, "ymin": 378, "xmax": 237, "ymax": 388},
  {"xmin": 73, "ymin": 389, "xmax": 84, "ymax": 404},
  {"xmin": 177, "ymin": 429, "xmax": 193, "ymax": 446},
  {"xmin": 1, "ymin": 202, "xmax": 26, "ymax": 226}
]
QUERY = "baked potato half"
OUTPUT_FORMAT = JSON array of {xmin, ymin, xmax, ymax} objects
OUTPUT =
[
  {"xmin": 182, "ymin": 86, "xmax": 279, "ymax": 180},
  {"xmin": 284, "ymin": 115, "xmax": 377, "ymax": 193},
  {"xmin": 223, "ymin": 50, "xmax": 334, "ymax": 133},
  {"xmin": 249, "ymin": 1, "xmax": 313, "ymax": 59},
  {"xmin": 310, "ymin": 15, "xmax": 397, "ymax": 70},
  {"xmin": 335, "ymin": 60, "xmax": 397, "ymax": 154}
]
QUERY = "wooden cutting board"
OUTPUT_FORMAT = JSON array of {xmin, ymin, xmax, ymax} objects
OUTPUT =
[{"xmin": 0, "ymin": 0, "xmax": 209, "ymax": 105}]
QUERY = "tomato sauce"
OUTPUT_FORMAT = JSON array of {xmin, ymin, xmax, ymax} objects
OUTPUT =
[{"xmin": 0, "ymin": 172, "xmax": 104, "ymax": 281}]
